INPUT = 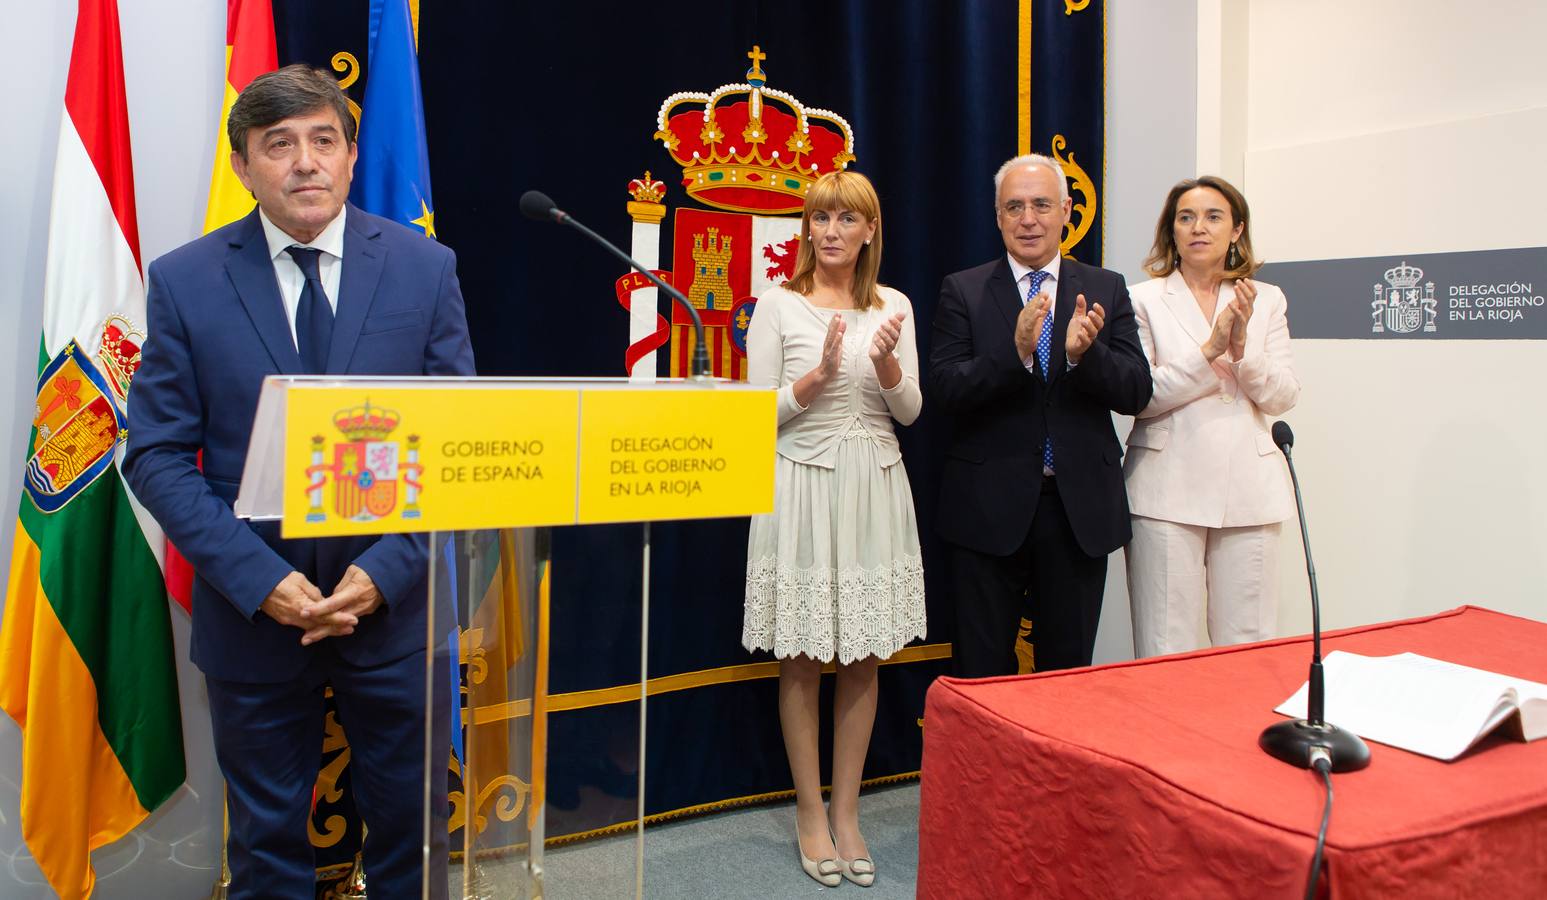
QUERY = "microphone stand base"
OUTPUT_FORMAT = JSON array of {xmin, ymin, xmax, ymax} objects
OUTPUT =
[{"xmin": 1259, "ymin": 719, "xmax": 1371, "ymax": 772}]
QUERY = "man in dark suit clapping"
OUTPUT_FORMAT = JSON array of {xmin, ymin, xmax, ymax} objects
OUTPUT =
[{"xmin": 930, "ymin": 153, "xmax": 1152, "ymax": 677}]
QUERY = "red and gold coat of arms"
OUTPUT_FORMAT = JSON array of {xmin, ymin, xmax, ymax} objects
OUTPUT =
[
  {"xmin": 23, "ymin": 315, "xmax": 143, "ymax": 513},
  {"xmin": 616, "ymin": 47, "xmax": 858, "ymax": 381},
  {"xmin": 304, "ymin": 401, "xmax": 425, "ymax": 523}
]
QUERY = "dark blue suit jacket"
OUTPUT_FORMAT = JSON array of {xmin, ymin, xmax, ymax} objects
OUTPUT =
[
  {"xmin": 124, "ymin": 204, "xmax": 476, "ymax": 683},
  {"xmin": 929, "ymin": 256, "xmax": 1153, "ymax": 558}
]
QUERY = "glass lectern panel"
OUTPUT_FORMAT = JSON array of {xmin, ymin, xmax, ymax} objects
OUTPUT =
[
  {"xmin": 425, "ymin": 528, "xmax": 643, "ymax": 899},
  {"xmin": 229, "ymin": 375, "xmax": 773, "ymax": 900}
]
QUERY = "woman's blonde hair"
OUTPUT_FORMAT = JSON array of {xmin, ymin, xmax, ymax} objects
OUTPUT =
[
  {"xmin": 785, "ymin": 170, "xmax": 885, "ymax": 310},
  {"xmin": 1143, "ymin": 175, "xmax": 1261, "ymax": 280}
]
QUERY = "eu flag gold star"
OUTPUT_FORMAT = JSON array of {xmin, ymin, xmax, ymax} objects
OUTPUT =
[{"xmin": 411, "ymin": 199, "xmax": 436, "ymax": 239}]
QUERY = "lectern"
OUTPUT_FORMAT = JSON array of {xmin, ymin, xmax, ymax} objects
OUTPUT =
[{"xmin": 236, "ymin": 375, "xmax": 775, "ymax": 899}]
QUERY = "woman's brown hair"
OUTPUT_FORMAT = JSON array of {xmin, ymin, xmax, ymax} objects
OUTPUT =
[{"xmin": 1143, "ymin": 175, "xmax": 1260, "ymax": 279}]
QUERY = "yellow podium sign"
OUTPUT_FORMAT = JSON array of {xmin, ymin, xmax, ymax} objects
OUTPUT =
[
  {"xmin": 275, "ymin": 381, "xmax": 775, "ymax": 537},
  {"xmin": 576, "ymin": 388, "xmax": 776, "ymax": 524},
  {"xmin": 282, "ymin": 386, "xmax": 580, "ymax": 537}
]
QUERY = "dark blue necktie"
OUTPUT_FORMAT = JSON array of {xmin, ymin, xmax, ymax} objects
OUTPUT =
[
  {"xmin": 1027, "ymin": 269, "xmax": 1055, "ymax": 472},
  {"xmin": 286, "ymin": 246, "xmax": 334, "ymax": 373}
]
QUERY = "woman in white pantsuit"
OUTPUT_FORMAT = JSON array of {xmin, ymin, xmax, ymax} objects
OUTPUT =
[{"xmin": 1124, "ymin": 176, "xmax": 1300, "ymax": 657}]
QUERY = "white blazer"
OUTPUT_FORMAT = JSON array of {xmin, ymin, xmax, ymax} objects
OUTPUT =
[{"xmin": 1123, "ymin": 272, "xmax": 1299, "ymax": 528}]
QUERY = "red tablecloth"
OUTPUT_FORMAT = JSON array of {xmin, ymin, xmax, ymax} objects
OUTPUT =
[{"xmin": 919, "ymin": 606, "xmax": 1547, "ymax": 899}]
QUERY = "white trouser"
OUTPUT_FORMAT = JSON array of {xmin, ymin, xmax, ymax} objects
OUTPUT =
[{"xmin": 1126, "ymin": 516, "xmax": 1282, "ymax": 658}]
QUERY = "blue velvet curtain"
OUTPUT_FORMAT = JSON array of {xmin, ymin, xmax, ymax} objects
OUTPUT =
[{"xmin": 272, "ymin": 0, "xmax": 1104, "ymax": 853}]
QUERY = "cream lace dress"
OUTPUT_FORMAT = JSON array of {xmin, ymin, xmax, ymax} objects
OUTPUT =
[{"xmin": 742, "ymin": 285, "xmax": 927, "ymax": 664}]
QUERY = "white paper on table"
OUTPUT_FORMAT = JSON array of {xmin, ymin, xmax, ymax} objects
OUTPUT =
[{"xmin": 1275, "ymin": 650, "xmax": 1547, "ymax": 761}]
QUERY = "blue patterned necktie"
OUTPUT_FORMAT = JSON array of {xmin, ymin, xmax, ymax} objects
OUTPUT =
[
  {"xmin": 1026, "ymin": 269, "xmax": 1055, "ymax": 472},
  {"xmin": 286, "ymin": 246, "xmax": 334, "ymax": 373}
]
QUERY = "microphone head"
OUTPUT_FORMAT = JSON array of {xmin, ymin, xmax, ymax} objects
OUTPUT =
[
  {"xmin": 519, "ymin": 190, "xmax": 560, "ymax": 222},
  {"xmin": 1272, "ymin": 420, "xmax": 1294, "ymax": 451}
]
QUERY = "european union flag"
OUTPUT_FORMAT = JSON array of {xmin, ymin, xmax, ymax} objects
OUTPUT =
[
  {"xmin": 351, "ymin": 0, "xmax": 435, "ymax": 238},
  {"xmin": 353, "ymin": 0, "xmax": 458, "ymax": 768}
]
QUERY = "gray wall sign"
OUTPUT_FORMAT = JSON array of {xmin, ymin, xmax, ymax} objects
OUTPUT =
[{"xmin": 1257, "ymin": 246, "xmax": 1547, "ymax": 339}]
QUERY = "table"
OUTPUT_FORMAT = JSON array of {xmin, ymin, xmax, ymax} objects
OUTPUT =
[{"xmin": 918, "ymin": 606, "xmax": 1547, "ymax": 898}]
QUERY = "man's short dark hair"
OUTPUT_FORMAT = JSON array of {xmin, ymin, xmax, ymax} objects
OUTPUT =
[{"xmin": 227, "ymin": 64, "xmax": 356, "ymax": 160}]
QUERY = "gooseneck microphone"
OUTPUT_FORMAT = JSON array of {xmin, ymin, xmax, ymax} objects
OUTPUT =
[
  {"xmin": 519, "ymin": 190, "xmax": 711, "ymax": 379},
  {"xmin": 1259, "ymin": 421, "xmax": 1371, "ymax": 772}
]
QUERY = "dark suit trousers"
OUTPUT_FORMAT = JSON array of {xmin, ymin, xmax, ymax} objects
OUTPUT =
[
  {"xmin": 206, "ymin": 643, "xmax": 451, "ymax": 899},
  {"xmin": 949, "ymin": 476, "xmax": 1108, "ymax": 677}
]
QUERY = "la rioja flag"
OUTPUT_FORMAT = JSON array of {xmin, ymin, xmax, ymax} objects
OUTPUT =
[{"xmin": 0, "ymin": 1, "xmax": 186, "ymax": 896}]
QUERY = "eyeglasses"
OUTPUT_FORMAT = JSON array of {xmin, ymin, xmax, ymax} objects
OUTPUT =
[{"xmin": 998, "ymin": 198, "xmax": 1058, "ymax": 218}]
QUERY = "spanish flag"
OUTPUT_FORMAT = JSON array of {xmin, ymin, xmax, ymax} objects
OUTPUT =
[
  {"xmin": 0, "ymin": 1, "xmax": 186, "ymax": 896},
  {"xmin": 163, "ymin": 0, "xmax": 278, "ymax": 611},
  {"xmin": 204, "ymin": 0, "xmax": 277, "ymax": 232}
]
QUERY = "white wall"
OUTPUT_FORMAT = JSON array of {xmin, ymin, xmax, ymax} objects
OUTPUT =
[
  {"xmin": 1105, "ymin": 0, "xmax": 1198, "ymax": 287},
  {"xmin": 1239, "ymin": 0, "xmax": 1547, "ymax": 635},
  {"xmin": 0, "ymin": 2, "xmax": 226, "ymax": 896},
  {"xmin": 1096, "ymin": 0, "xmax": 1547, "ymax": 666},
  {"xmin": 1093, "ymin": 0, "xmax": 1199, "ymax": 664}
]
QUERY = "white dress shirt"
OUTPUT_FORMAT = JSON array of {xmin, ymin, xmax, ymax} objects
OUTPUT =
[
  {"xmin": 1007, "ymin": 252, "xmax": 1061, "ymax": 309},
  {"xmin": 257, "ymin": 206, "xmax": 346, "ymax": 349}
]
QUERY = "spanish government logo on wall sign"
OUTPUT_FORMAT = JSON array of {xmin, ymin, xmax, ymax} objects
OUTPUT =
[
  {"xmin": 1256, "ymin": 246, "xmax": 1547, "ymax": 340},
  {"xmin": 1371, "ymin": 262, "xmax": 1438, "ymax": 335}
]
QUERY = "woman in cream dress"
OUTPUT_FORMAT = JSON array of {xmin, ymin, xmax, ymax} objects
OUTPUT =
[
  {"xmin": 743, "ymin": 170, "xmax": 925, "ymax": 888},
  {"xmin": 1125, "ymin": 175, "xmax": 1300, "ymax": 657}
]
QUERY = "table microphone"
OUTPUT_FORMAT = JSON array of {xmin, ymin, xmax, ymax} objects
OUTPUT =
[
  {"xmin": 519, "ymin": 190, "xmax": 712, "ymax": 379},
  {"xmin": 1259, "ymin": 420, "xmax": 1371, "ymax": 772}
]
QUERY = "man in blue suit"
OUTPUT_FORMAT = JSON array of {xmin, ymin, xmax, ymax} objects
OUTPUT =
[{"xmin": 124, "ymin": 66, "xmax": 473, "ymax": 897}]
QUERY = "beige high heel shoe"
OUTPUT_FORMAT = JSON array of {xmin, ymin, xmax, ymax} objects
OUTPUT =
[
  {"xmin": 799, "ymin": 844, "xmax": 842, "ymax": 887},
  {"xmin": 838, "ymin": 855, "xmax": 875, "ymax": 887}
]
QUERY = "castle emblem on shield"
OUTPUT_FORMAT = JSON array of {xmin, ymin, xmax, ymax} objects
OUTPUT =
[
  {"xmin": 23, "ymin": 315, "xmax": 144, "ymax": 513},
  {"xmin": 305, "ymin": 401, "xmax": 425, "ymax": 523},
  {"xmin": 616, "ymin": 47, "xmax": 857, "ymax": 379},
  {"xmin": 1371, "ymin": 261, "xmax": 1438, "ymax": 334}
]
